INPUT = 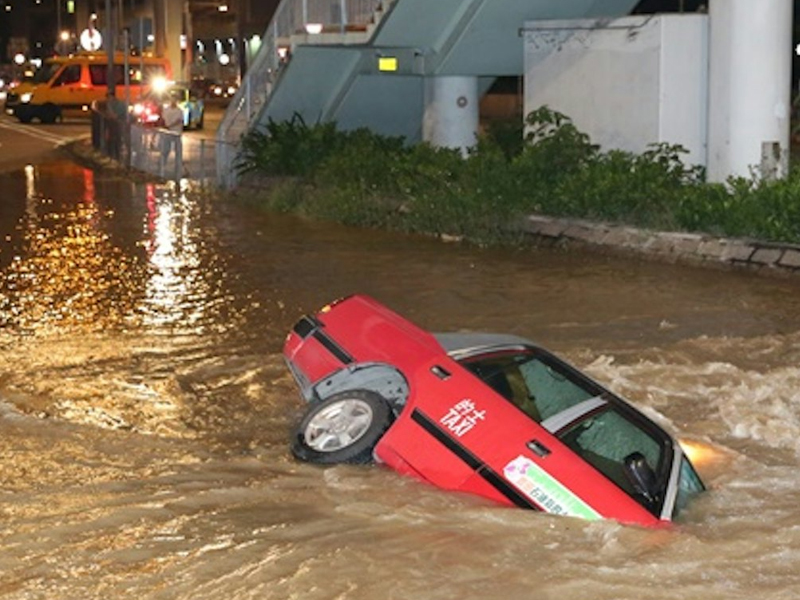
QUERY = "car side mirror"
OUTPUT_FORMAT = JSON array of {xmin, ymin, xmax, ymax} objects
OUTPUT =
[{"xmin": 623, "ymin": 452, "xmax": 658, "ymax": 503}]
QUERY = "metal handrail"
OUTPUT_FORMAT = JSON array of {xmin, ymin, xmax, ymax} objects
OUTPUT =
[{"xmin": 215, "ymin": 0, "xmax": 391, "ymax": 188}]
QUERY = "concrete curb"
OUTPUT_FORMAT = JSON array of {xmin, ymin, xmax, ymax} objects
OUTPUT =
[{"xmin": 521, "ymin": 214, "xmax": 800, "ymax": 277}]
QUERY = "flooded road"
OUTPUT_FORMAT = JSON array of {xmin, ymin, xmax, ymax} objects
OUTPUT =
[{"xmin": 2, "ymin": 160, "xmax": 800, "ymax": 599}]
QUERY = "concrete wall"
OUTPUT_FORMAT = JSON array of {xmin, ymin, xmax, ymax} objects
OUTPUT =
[{"xmin": 523, "ymin": 15, "xmax": 708, "ymax": 168}]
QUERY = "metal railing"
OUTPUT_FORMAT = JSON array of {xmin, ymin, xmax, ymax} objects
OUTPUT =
[
  {"xmin": 92, "ymin": 108, "xmax": 221, "ymax": 184},
  {"xmin": 129, "ymin": 124, "xmax": 220, "ymax": 183},
  {"xmin": 92, "ymin": 107, "xmax": 130, "ymax": 165},
  {"xmin": 215, "ymin": 0, "xmax": 393, "ymax": 188}
]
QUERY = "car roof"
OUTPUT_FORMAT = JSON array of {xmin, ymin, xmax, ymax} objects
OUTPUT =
[{"xmin": 434, "ymin": 332, "xmax": 535, "ymax": 358}]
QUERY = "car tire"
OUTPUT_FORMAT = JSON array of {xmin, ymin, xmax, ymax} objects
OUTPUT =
[
  {"xmin": 291, "ymin": 389, "xmax": 393, "ymax": 465},
  {"xmin": 40, "ymin": 104, "xmax": 59, "ymax": 124}
]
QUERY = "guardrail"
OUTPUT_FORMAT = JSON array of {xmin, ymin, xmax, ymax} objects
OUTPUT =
[{"xmin": 92, "ymin": 107, "xmax": 224, "ymax": 184}]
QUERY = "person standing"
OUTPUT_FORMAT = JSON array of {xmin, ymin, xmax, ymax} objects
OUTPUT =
[
  {"xmin": 161, "ymin": 97, "xmax": 184, "ymax": 173},
  {"xmin": 105, "ymin": 92, "xmax": 127, "ymax": 160}
]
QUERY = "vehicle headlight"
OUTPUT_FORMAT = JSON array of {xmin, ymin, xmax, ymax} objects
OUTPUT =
[
  {"xmin": 151, "ymin": 76, "xmax": 169, "ymax": 94},
  {"xmin": 20, "ymin": 92, "xmax": 32, "ymax": 103}
]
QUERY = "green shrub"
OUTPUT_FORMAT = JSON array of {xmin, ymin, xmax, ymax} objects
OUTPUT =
[
  {"xmin": 236, "ymin": 106, "xmax": 800, "ymax": 247},
  {"xmin": 235, "ymin": 113, "xmax": 342, "ymax": 177},
  {"xmin": 314, "ymin": 128, "xmax": 409, "ymax": 196}
]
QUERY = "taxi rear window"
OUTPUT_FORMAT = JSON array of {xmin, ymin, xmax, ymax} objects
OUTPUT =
[{"xmin": 462, "ymin": 351, "xmax": 599, "ymax": 423}]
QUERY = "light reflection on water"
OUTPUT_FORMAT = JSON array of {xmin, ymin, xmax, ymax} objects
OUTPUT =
[
  {"xmin": 2, "ymin": 162, "xmax": 800, "ymax": 598},
  {"xmin": 0, "ymin": 166, "xmax": 235, "ymax": 338},
  {"xmin": 142, "ymin": 182, "xmax": 209, "ymax": 330},
  {"xmin": 0, "ymin": 165, "xmax": 144, "ymax": 333}
]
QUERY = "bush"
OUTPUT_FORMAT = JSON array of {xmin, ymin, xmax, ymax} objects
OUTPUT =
[
  {"xmin": 236, "ymin": 107, "xmax": 800, "ymax": 246},
  {"xmin": 236, "ymin": 113, "xmax": 342, "ymax": 177}
]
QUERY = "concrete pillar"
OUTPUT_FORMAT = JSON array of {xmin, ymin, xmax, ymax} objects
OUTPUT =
[
  {"xmin": 423, "ymin": 76, "xmax": 479, "ymax": 155},
  {"xmin": 154, "ymin": 0, "xmax": 183, "ymax": 80},
  {"xmin": 707, "ymin": 0, "xmax": 793, "ymax": 182},
  {"xmin": 183, "ymin": 1, "xmax": 193, "ymax": 82}
]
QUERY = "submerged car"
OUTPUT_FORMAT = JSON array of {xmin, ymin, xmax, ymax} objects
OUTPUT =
[{"xmin": 284, "ymin": 295, "xmax": 705, "ymax": 527}]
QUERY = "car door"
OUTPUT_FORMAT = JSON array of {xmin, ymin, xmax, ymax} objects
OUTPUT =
[
  {"xmin": 385, "ymin": 347, "xmax": 662, "ymax": 524},
  {"xmin": 374, "ymin": 351, "xmax": 537, "ymax": 495},
  {"xmin": 44, "ymin": 64, "xmax": 82, "ymax": 113},
  {"xmin": 455, "ymin": 349, "xmax": 622, "ymax": 519},
  {"xmin": 551, "ymin": 404, "xmax": 673, "ymax": 521},
  {"xmin": 467, "ymin": 349, "xmax": 669, "ymax": 524}
]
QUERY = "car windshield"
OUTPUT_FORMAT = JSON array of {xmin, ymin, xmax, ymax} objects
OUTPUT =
[
  {"xmin": 33, "ymin": 62, "xmax": 62, "ymax": 84},
  {"xmin": 673, "ymin": 456, "xmax": 705, "ymax": 518}
]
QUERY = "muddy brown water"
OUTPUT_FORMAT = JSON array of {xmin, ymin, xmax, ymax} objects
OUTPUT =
[{"xmin": 2, "ymin": 162, "xmax": 800, "ymax": 599}]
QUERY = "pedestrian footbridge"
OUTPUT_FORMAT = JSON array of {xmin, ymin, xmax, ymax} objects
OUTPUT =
[{"xmin": 216, "ymin": 0, "xmax": 640, "ymax": 187}]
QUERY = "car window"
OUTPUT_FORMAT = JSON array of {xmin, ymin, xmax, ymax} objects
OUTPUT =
[
  {"xmin": 52, "ymin": 65, "xmax": 81, "ymax": 86},
  {"xmin": 168, "ymin": 88, "xmax": 187, "ymax": 102},
  {"xmin": 559, "ymin": 408, "xmax": 666, "ymax": 513},
  {"xmin": 518, "ymin": 358, "xmax": 596, "ymax": 421},
  {"xmin": 89, "ymin": 64, "xmax": 127, "ymax": 86},
  {"xmin": 462, "ymin": 351, "xmax": 598, "ymax": 423}
]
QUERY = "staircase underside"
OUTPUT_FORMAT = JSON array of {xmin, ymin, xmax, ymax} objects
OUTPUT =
[{"xmin": 251, "ymin": 0, "xmax": 641, "ymax": 143}]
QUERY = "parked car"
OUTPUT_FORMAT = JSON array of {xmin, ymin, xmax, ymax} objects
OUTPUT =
[
  {"xmin": 131, "ymin": 82, "xmax": 204, "ymax": 129},
  {"xmin": 283, "ymin": 295, "xmax": 706, "ymax": 527},
  {"xmin": 208, "ymin": 80, "xmax": 238, "ymax": 99}
]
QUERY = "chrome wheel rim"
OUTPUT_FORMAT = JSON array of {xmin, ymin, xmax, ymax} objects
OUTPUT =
[{"xmin": 304, "ymin": 399, "xmax": 374, "ymax": 452}]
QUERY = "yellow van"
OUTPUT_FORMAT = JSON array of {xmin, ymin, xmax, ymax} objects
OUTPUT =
[{"xmin": 4, "ymin": 52, "xmax": 172, "ymax": 123}]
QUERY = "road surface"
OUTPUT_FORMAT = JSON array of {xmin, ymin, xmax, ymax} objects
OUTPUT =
[{"xmin": 0, "ymin": 113, "xmax": 89, "ymax": 172}]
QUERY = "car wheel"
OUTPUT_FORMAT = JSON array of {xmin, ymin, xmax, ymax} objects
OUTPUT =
[
  {"xmin": 291, "ymin": 389, "xmax": 393, "ymax": 465},
  {"xmin": 40, "ymin": 104, "xmax": 59, "ymax": 124}
]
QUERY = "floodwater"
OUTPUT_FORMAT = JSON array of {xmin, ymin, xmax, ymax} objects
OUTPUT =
[{"xmin": 2, "ymin": 161, "xmax": 800, "ymax": 600}]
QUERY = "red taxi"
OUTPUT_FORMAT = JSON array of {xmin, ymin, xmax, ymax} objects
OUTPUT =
[{"xmin": 284, "ymin": 295, "xmax": 705, "ymax": 527}]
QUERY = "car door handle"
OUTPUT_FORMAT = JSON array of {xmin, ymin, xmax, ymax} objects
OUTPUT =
[
  {"xmin": 430, "ymin": 365, "xmax": 451, "ymax": 380},
  {"xmin": 526, "ymin": 439, "xmax": 551, "ymax": 457}
]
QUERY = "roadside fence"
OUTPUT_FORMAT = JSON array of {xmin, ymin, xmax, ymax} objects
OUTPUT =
[
  {"xmin": 92, "ymin": 106, "xmax": 233, "ymax": 185},
  {"xmin": 92, "ymin": 107, "xmax": 130, "ymax": 165}
]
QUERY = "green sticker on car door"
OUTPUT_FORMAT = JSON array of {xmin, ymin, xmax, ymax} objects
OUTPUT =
[{"xmin": 503, "ymin": 455, "xmax": 602, "ymax": 520}]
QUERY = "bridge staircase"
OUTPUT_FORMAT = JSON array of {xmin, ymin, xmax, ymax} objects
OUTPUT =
[{"xmin": 216, "ymin": 0, "xmax": 640, "ymax": 187}]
